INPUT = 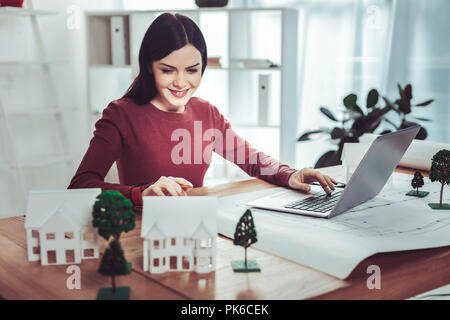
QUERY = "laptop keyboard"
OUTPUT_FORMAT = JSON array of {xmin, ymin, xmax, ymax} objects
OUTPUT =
[{"xmin": 283, "ymin": 190, "xmax": 344, "ymax": 213}]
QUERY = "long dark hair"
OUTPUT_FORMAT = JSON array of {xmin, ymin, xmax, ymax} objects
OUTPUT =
[{"xmin": 123, "ymin": 13, "xmax": 208, "ymax": 105}]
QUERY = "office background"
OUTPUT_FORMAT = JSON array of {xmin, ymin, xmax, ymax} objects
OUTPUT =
[{"xmin": 0, "ymin": 0, "xmax": 449, "ymax": 219}]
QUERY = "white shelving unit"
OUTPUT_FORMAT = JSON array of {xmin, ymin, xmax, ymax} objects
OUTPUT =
[
  {"xmin": 0, "ymin": 2, "xmax": 76, "ymax": 217},
  {"xmin": 85, "ymin": 7, "xmax": 298, "ymax": 181},
  {"xmin": 0, "ymin": 6, "xmax": 54, "ymax": 16}
]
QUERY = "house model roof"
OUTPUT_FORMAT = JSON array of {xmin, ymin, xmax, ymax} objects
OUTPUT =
[
  {"xmin": 141, "ymin": 196, "xmax": 217, "ymax": 239},
  {"xmin": 24, "ymin": 188, "xmax": 101, "ymax": 229}
]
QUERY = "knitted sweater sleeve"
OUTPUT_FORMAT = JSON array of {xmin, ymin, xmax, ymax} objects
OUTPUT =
[
  {"xmin": 210, "ymin": 104, "xmax": 297, "ymax": 187},
  {"xmin": 67, "ymin": 102, "xmax": 150, "ymax": 210}
]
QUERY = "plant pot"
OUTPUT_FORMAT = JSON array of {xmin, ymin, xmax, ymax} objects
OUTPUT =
[
  {"xmin": 0, "ymin": 0, "xmax": 24, "ymax": 7},
  {"xmin": 314, "ymin": 150, "xmax": 342, "ymax": 169},
  {"xmin": 195, "ymin": 0, "xmax": 228, "ymax": 7}
]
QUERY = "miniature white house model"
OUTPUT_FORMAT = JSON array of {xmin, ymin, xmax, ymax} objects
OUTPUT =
[
  {"xmin": 25, "ymin": 188, "xmax": 102, "ymax": 265},
  {"xmin": 141, "ymin": 196, "xmax": 217, "ymax": 274}
]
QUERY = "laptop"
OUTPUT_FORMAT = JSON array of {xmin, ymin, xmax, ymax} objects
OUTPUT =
[{"xmin": 246, "ymin": 125, "xmax": 421, "ymax": 219}]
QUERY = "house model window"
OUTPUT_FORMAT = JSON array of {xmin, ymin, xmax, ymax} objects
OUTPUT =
[
  {"xmin": 25, "ymin": 188, "xmax": 102, "ymax": 266},
  {"xmin": 46, "ymin": 233, "xmax": 56, "ymax": 240},
  {"xmin": 141, "ymin": 196, "xmax": 218, "ymax": 274}
]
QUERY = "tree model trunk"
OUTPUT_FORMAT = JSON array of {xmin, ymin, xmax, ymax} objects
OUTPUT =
[
  {"xmin": 112, "ymin": 275, "xmax": 116, "ymax": 293},
  {"xmin": 245, "ymin": 246, "xmax": 247, "ymax": 267},
  {"xmin": 440, "ymin": 183, "xmax": 444, "ymax": 206}
]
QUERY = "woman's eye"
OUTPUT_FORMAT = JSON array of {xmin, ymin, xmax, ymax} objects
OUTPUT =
[
  {"xmin": 162, "ymin": 69, "xmax": 173, "ymax": 73},
  {"xmin": 188, "ymin": 69, "xmax": 199, "ymax": 73}
]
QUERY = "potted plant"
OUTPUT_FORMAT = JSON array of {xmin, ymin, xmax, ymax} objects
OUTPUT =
[
  {"xmin": 195, "ymin": 0, "xmax": 228, "ymax": 7},
  {"xmin": 382, "ymin": 83, "xmax": 434, "ymax": 139},
  {"xmin": 298, "ymin": 89, "xmax": 392, "ymax": 168}
]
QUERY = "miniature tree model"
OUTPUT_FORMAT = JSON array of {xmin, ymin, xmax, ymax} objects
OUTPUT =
[
  {"xmin": 98, "ymin": 240, "xmax": 130, "ymax": 294},
  {"xmin": 406, "ymin": 171, "xmax": 429, "ymax": 197},
  {"xmin": 428, "ymin": 149, "xmax": 450, "ymax": 210},
  {"xmin": 92, "ymin": 190, "xmax": 136, "ymax": 299},
  {"xmin": 232, "ymin": 209, "xmax": 260, "ymax": 272}
]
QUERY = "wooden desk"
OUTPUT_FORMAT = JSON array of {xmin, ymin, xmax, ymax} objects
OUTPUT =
[{"xmin": 0, "ymin": 168, "xmax": 449, "ymax": 300}]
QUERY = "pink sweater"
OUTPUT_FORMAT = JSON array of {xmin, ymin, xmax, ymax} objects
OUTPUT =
[{"xmin": 68, "ymin": 97, "xmax": 297, "ymax": 211}]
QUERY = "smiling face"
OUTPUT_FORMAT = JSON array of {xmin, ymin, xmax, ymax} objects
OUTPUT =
[{"xmin": 150, "ymin": 44, "xmax": 203, "ymax": 112}]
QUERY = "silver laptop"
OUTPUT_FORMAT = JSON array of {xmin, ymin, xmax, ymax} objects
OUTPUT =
[{"xmin": 247, "ymin": 125, "xmax": 421, "ymax": 219}]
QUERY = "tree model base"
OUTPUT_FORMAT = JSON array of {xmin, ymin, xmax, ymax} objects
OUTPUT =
[
  {"xmin": 406, "ymin": 190, "xmax": 429, "ymax": 197},
  {"xmin": 231, "ymin": 260, "xmax": 261, "ymax": 272},
  {"xmin": 428, "ymin": 203, "xmax": 450, "ymax": 210},
  {"xmin": 96, "ymin": 286, "xmax": 130, "ymax": 300}
]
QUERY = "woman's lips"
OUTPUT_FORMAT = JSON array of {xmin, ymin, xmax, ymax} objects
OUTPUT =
[{"xmin": 169, "ymin": 89, "xmax": 189, "ymax": 98}]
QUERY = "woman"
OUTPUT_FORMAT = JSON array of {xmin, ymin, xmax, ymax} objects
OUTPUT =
[{"xmin": 68, "ymin": 13, "xmax": 337, "ymax": 212}]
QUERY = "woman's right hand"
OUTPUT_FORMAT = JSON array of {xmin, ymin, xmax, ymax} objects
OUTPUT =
[{"xmin": 142, "ymin": 176, "xmax": 194, "ymax": 197}]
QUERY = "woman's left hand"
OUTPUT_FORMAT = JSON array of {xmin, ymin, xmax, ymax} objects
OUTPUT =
[{"xmin": 288, "ymin": 167, "xmax": 338, "ymax": 195}]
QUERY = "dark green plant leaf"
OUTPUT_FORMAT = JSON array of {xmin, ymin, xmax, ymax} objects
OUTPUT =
[
  {"xmin": 320, "ymin": 106, "xmax": 339, "ymax": 122},
  {"xmin": 366, "ymin": 89, "xmax": 379, "ymax": 109},
  {"xmin": 411, "ymin": 116, "xmax": 431, "ymax": 122},
  {"xmin": 297, "ymin": 130, "xmax": 324, "ymax": 141},
  {"xmin": 343, "ymin": 93, "xmax": 357, "ymax": 107},
  {"xmin": 343, "ymin": 94, "xmax": 364, "ymax": 115},
  {"xmin": 351, "ymin": 118, "xmax": 369, "ymax": 138},
  {"xmin": 404, "ymin": 84, "xmax": 412, "ymax": 100},
  {"xmin": 382, "ymin": 96, "xmax": 399, "ymax": 113},
  {"xmin": 396, "ymin": 84, "xmax": 412, "ymax": 114},
  {"xmin": 368, "ymin": 118, "xmax": 382, "ymax": 133},
  {"xmin": 415, "ymin": 99, "xmax": 434, "ymax": 106},
  {"xmin": 397, "ymin": 99, "xmax": 411, "ymax": 114},
  {"xmin": 330, "ymin": 127, "xmax": 345, "ymax": 140}
]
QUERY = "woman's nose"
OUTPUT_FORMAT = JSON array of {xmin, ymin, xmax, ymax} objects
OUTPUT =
[{"xmin": 173, "ymin": 73, "xmax": 187, "ymax": 88}]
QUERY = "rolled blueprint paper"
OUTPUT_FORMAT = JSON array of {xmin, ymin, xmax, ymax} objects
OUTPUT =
[{"xmin": 360, "ymin": 134, "xmax": 450, "ymax": 171}]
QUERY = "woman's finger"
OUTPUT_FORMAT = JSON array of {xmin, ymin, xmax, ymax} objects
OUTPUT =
[
  {"xmin": 169, "ymin": 177, "xmax": 194, "ymax": 188},
  {"xmin": 289, "ymin": 174, "xmax": 311, "ymax": 192},
  {"xmin": 169, "ymin": 179, "xmax": 186, "ymax": 196},
  {"xmin": 150, "ymin": 185, "xmax": 165, "ymax": 196},
  {"xmin": 324, "ymin": 175, "xmax": 335, "ymax": 191},
  {"xmin": 160, "ymin": 177, "xmax": 184, "ymax": 196},
  {"xmin": 313, "ymin": 172, "xmax": 331, "ymax": 194},
  {"xmin": 160, "ymin": 182, "xmax": 180, "ymax": 196}
]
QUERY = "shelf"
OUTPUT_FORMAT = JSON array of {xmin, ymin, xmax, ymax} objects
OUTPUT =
[
  {"xmin": 0, "ymin": 154, "xmax": 74, "ymax": 169},
  {"xmin": 89, "ymin": 64, "xmax": 132, "ymax": 69},
  {"xmin": 0, "ymin": 60, "xmax": 67, "ymax": 66},
  {"xmin": 87, "ymin": 7, "xmax": 292, "ymax": 16},
  {"xmin": 1, "ymin": 107, "xmax": 78, "ymax": 117},
  {"xmin": 0, "ymin": 6, "xmax": 56, "ymax": 16},
  {"xmin": 207, "ymin": 66, "xmax": 281, "ymax": 71}
]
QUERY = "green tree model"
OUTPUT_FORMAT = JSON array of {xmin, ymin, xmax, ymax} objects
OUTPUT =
[
  {"xmin": 98, "ymin": 239, "xmax": 131, "ymax": 293},
  {"xmin": 411, "ymin": 171, "xmax": 424, "ymax": 194},
  {"xmin": 92, "ymin": 190, "xmax": 136, "ymax": 299},
  {"xmin": 232, "ymin": 209, "xmax": 260, "ymax": 272},
  {"xmin": 429, "ymin": 149, "xmax": 450, "ymax": 208},
  {"xmin": 93, "ymin": 190, "xmax": 136, "ymax": 241}
]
